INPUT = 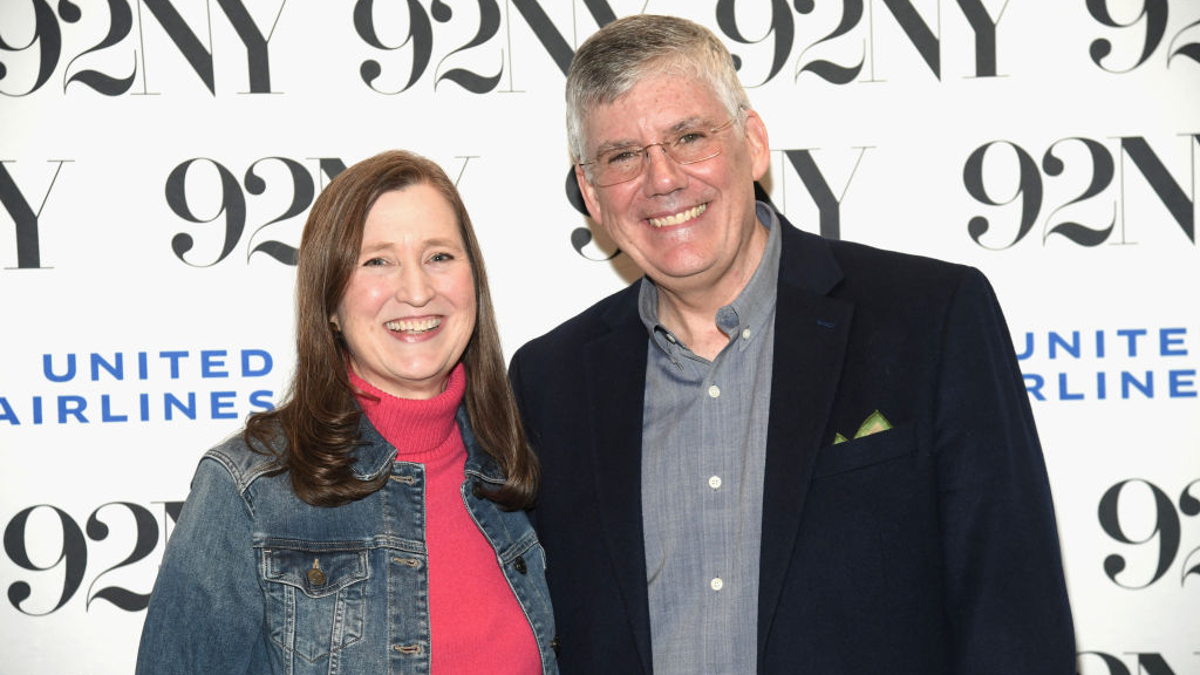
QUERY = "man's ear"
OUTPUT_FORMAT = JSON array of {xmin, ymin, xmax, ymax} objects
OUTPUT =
[
  {"xmin": 743, "ymin": 110, "xmax": 771, "ymax": 182},
  {"xmin": 575, "ymin": 164, "xmax": 604, "ymax": 223}
]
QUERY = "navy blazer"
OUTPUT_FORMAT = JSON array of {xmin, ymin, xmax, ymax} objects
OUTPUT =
[{"xmin": 509, "ymin": 211, "xmax": 1075, "ymax": 674}]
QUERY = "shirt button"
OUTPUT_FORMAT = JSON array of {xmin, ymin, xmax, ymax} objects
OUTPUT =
[
  {"xmin": 707, "ymin": 385, "xmax": 721, "ymax": 399},
  {"xmin": 741, "ymin": 328, "xmax": 752, "ymax": 340},
  {"xmin": 665, "ymin": 333, "xmax": 677, "ymax": 343},
  {"xmin": 708, "ymin": 475, "xmax": 722, "ymax": 489},
  {"xmin": 710, "ymin": 577, "xmax": 724, "ymax": 591}
]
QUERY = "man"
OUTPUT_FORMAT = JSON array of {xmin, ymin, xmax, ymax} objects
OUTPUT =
[{"xmin": 509, "ymin": 14, "xmax": 1074, "ymax": 675}]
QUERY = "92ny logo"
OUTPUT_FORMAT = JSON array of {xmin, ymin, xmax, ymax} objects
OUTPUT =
[
  {"xmin": 0, "ymin": 0, "xmax": 1012, "ymax": 98},
  {"xmin": 1098, "ymin": 477, "xmax": 1200, "ymax": 590},
  {"xmin": 964, "ymin": 134, "xmax": 1199, "ymax": 248},
  {"xmin": 0, "ymin": 0, "xmax": 620, "ymax": 97},
  {"xmin": 165, "ymin": 156, "xmax": 347, "ymax": 267},
  {"xmin": 1086, "ymin": 0, "xmax": 1200, "ymax": 73},
  {"xmin": 0, "ymin": 155, "xmax": 467, "ymax": 269},
  {"xmin": 3, "ymin": 0, "xmax": 1198, "ymax": 99},
  {"xmin": 0, "ymin": 0, "xmax": 284, "ymax": 96},
  {"xmin": 4, "ymin": 501, "xmax": 182, "ymax": 615},
  {"xmin": 714, "ymin": 0, "xmax": 1008, "ymax": 85},
  {"xmin": 0, "ymin": 157, "xmax": 345, "ymax": 269},
  {"xmin": 356, "ymin": 0, "xmax": 1007, "ymax": 92}
]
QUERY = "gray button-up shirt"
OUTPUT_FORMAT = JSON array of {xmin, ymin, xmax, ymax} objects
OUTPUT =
[{"xmin": 638, "ymin": 202, "xmax": 781, "ymax": 675}]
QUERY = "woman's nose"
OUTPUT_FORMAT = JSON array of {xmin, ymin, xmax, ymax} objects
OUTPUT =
[{"xmin": 395, "ymin": 265, "xmax": 433, "ymax": 306}]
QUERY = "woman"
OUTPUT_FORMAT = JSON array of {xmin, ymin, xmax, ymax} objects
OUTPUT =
[{"xmin": 136, "ymin": 150, "xmax": 558, "ymax": 674}]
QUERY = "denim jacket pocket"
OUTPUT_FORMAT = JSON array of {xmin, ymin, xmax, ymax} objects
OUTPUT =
[{"xmin": 260, "ymin": 543, "xmax": 369, "ymax": 663}]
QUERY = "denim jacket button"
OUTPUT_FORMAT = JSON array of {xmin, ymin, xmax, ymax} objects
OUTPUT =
[
  {"xmin": 307, "ymin": 567, "xmax": 327, "ymax": 586},
  {"xmin": 514, "ymin": 556, "xmax": 527, "ymax": 574}
]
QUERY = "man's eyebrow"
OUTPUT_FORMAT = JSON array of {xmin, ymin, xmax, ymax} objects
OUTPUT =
[
  {"xmin": 592, "ymin": 138, "xmax": 640, "ymax": 156},
  {"xmin": 590, "ymin": 116, "xmax": 709, "ymax": 156},
  {"xmin": 667, "ymin": 116, "xmax": 707, "ymax": 133}
]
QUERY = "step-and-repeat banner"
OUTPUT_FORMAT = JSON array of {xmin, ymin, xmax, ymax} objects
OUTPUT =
[{"xmin": 2, "ymin": 1, "xmax": 1198, "ymax": 673}]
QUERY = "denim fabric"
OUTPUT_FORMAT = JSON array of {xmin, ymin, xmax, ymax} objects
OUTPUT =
[{"xmin": 136, "ymin": 406, "xmax": 558, "ymax": 675}]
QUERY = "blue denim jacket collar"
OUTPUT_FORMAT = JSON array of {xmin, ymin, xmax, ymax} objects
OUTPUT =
[{"xmin": 350, "ymin": 404, "xmax": 505, "ymax": 484}]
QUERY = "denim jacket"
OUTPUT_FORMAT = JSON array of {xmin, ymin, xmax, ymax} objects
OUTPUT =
[{"xmin": 136, "ymin": 407, "xmax": 558, "ymax": 675}]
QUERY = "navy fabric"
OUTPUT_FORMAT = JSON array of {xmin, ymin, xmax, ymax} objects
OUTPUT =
[{"xmin": 509, "ymin": 209, "xmax": 1074, "ymax": 675}]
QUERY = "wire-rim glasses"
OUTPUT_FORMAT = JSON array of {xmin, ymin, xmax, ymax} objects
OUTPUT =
[{"xmin": 578, "ymin": 118, "xmax": 737, "ymax": 187}]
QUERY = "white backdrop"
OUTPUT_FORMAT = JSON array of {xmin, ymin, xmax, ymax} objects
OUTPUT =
[{"xmin": 2, "ymin": 1, "xmax": 1198, "ymax": 673}]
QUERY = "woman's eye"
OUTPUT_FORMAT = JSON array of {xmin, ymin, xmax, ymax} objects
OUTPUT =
[
  {"xmin": 363, "ymin": 257, "xmax": 388, "ymax": 267},
  {"xmin": 429, "ymin": 252, "xmax": 454, "ymax": 263}
]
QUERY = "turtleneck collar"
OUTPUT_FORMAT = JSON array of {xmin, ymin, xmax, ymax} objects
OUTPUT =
[{"xmin": 350, "ymin": 363, "xmax": 467, "ymax": 460}]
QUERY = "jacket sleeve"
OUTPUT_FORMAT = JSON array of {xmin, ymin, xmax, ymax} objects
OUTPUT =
[
  {"xmin": 508, "ymin": 349, "xmax": 538, "ymax": 531},
  {"xmin": 135, "ymin": 456, "xmax": 264, "ymax": 675},
  {"xmin": 934, "ymin": 267, "xmax": 1076, "ymax": 673}
]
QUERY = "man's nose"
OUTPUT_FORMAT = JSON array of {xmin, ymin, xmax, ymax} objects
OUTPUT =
[{"xmin": 641, "ymin": 144, "xmax": 687, "ymax": 194}]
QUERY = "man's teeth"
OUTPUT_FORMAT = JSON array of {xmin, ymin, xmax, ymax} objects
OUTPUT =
[
  {"xmin": 648, "ymin": 203, "xmax": 706, "ymax": 228},
  {"xmin": 386, "ymin": 318, "xmax": 441, "ymax": 334}
]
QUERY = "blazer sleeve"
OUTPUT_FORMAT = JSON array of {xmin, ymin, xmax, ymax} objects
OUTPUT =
[
  {"xmin": 135, "ymin": 457, "xmax": 264, "ymax": 675},
  {"xmin": 933, "ymin": 267, "xmax": 1076, "ymax": 673}
]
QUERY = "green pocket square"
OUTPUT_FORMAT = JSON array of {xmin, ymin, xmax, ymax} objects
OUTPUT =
[{"xmin": 833, "ymin": 410, "xmax": 893, "ymax": 445}]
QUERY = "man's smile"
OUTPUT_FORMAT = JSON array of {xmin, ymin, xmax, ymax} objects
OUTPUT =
[{"xmin": 647, "ymin": 203, "xmax": 707, "ymax": 228}]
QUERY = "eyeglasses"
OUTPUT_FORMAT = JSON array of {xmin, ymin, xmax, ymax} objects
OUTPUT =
[{"xmin": 578, "ymin": 119, "xmax": 736, "ymax": 187}]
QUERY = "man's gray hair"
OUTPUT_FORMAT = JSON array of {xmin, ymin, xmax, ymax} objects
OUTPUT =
[{"xmin": 565, "ymin": 14, "xmax": 752, "ymax": 166}]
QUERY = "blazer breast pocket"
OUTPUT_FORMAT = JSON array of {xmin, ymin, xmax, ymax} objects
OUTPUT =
[{"xmin": 812, "ymin": 423, "xmax": 915, "ymax": 478}]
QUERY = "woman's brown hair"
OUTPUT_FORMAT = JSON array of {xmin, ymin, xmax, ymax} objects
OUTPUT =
[{"xmin": 245, "ymin": 150, "xmax": 537, "ymax": 509}]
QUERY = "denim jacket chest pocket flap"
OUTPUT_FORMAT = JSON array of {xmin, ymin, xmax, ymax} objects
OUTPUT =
[
  {"xmin": 813, "ymin": 423, "xmax": 915, "ymax": 478},
  {"xmin": 260, "ymin": 544, "xmax": 370, "ymax": 662},
  {"xmin": 263, "ymin": 546, "xmax": 369, "ymax": 597}
]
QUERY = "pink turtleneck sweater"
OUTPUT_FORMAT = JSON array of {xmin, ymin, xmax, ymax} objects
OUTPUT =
[{"xmin": 351, "ymin": 364, "xmax": 541, "ymax": 674}]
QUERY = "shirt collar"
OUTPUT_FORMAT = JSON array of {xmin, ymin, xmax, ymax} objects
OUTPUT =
[{"xmin": 637, "ymin": 200, "xmax": 782, "ymax": 356}]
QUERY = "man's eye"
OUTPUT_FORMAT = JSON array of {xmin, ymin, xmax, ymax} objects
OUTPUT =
[
  {"xmin": 676, "ymin": 131, "xmax": 705, "ymax": 145},
  {"xmin": 605, "ymin": 149, "xmax": 640, "ymax": 166}
]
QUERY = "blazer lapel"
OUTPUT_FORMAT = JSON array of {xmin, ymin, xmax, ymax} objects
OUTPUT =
[
  {"xmin": 583, "ymin": 288, "xmax": 654, "ymax": 673},
  {"xmin": 757, "ymin": 220, "xmax": 853, "ymax": 659}
]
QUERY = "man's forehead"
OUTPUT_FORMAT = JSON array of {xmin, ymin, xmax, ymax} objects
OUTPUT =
[
  {"xmin": 584, "ymin": 74, "xmax": 724, "ymax": 137},
  {"xmin": 589, "ymin": 112, "xmax": 709, "ymax": 143}
]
